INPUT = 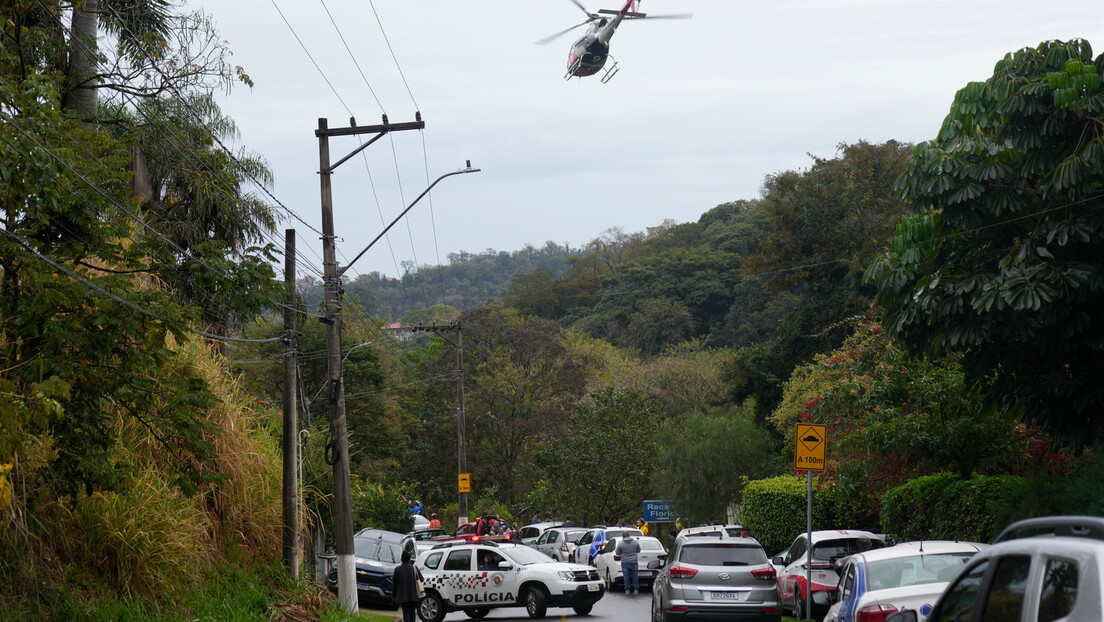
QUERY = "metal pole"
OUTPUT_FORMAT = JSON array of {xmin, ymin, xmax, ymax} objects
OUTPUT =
[
  {"xmin": 282, "ymin": 229, "xmax": 299, "ymax": 579},
  {"xmin": 805, "ymin": 471, "xmax": 813, "ymax": 620},
  {"xmin": 318, "ymin": 117, "xmax": 357, "ymax": 612},
  {"xmin": 456, "ymin": 323, "xmax": 467, "ymax": 526}
]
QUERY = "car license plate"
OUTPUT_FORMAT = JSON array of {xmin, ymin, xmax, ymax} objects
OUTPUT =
[
  {"xmin": 711, "ymin": 591, "xmax": 742, "ymax": 600},
  {"xmin": 588, "ymin": 583, "xmax": 600, "ymax": 592},
  {"xmin": 638, "ymin": 570, "xmax": 652, "ymax": 577}
]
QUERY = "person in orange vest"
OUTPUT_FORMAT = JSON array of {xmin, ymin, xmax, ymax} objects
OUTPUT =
[{"xmin": 429, "ymin": 513, "xmax": 441, "ymax": 529}]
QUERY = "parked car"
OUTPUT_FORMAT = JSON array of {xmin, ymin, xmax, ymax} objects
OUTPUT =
[
  {"xmin": 534, "ymin": 526, "xmax": 590, "ymax": 562},
  {"xmin": 823, "ymin": 540, "xmax": 987, "ymax": 622},
  {"xmin": 677, "ymin": 524, "xmax": 745, "ymax": 539},
  {"xmin": 517, "ymin": 521, "xmax": 565, "ymax": 547},
  {"xmin": 886, "ymin": 515, "xmax": 1104, "ymax": 622},
  {"xmin": 594, "ymin": 534, "xmax": 667, "ymax": 589},
  {"xmin": 327, "ymin": 528, "xmax": 416, "ymax": 606},
  {"xmin": 774, "ymin": 529, "xmax": 885, "ymax": 620},
  {"xmin": 406, "ymin": 527, "xmax": 455, "ymax": 555},
  {"xmin": 450, "ymin": 517, "xmax": 513, "ymax": 543},
  {"xmin": 650, "ymin": 533, "xmax": 782, "ymax": 621},
  {"xmin": 574, "ymin": 526, "xmax": 645, "ymax": 566},
  {"xmin": 416, "ymin": 540, "xmax": 604, "ymax": 621}
]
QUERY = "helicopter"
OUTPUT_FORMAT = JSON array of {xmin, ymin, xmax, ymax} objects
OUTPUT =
[{"xmin": 536, "ymin": 0, "xmax": 691, "ymax": 83}]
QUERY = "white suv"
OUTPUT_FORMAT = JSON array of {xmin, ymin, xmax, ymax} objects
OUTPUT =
[
  {"xmin": 416, "ymin": 540, "xmax": 604, "ymax": 621},
  {"xmin": 887, "ymin": 516, "xmax": 1104, "ymax": 622}
]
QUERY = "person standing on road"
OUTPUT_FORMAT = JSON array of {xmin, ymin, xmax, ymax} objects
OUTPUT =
[
  {"xmin": 393, "ymin": 550, "xmax": 420, "ymax": 622},
  {"xmin": 429, "ymin": 513, "xmax": 441, "ymax": 529},
  {"xmin": 615, "ymin": 532, "xmax": 642, "ymax": 595}
]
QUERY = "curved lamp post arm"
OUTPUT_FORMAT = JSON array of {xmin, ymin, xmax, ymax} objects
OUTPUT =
[{"xmin": 339, "ymin": 162, "xmax": 480, "ymax": 276}]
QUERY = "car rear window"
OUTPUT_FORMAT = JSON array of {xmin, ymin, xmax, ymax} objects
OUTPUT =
[
  {"xmin": 813, "ymin": 537, "xmax": 882, "ymax": 561},
  {"xmin": 866, "ymin": 552, "xmax": 976, "ymax": 589},
  {"xmin": 640, "ymin": 540, "xmax": 664, "ymax": 551},
  {"xmin": 680, "ymin": 543, "xmax": 767, "ymax": 566},
  {"xmin": 565, "ymin": 530, "xmax": 589, "ymax": 543}
]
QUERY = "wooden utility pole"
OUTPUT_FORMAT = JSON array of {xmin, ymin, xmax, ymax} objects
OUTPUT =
[
  {"xmin": 282, "ymin": 229, "xmax": 299, "ymax": 579},
  {"xmin": 316, "ymin": 115, "xmax": 425, "ymax": 612}
]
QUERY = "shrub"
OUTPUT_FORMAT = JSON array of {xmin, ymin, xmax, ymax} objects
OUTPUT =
[
  {"xmin": 880, "ymin": 473, "xmax": 1024, "ymax": 542},
  {"xmin": 743, "ymin": 474, "xmax": 869, "ymax": 554}
]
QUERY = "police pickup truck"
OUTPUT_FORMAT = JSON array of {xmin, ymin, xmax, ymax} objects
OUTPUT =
[{"xmin": 416, "ymin": 540, "xmax": 604, "ymax": 621}]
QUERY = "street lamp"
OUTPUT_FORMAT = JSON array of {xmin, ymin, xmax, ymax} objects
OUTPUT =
[
  {"xmin": 317, "ymin": 114, "xmax": 479, "ymax": 611},
  {"xmin": 339, "ymin": 161, "xmax": 481, "ymax": 276}
]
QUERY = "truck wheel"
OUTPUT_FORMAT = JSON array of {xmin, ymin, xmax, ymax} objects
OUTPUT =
[
  {"xmin": 573, "ymin": 603, "xmax": 593, "ymax": 615},
  {"xmin": 465, "ymin": 608, "xmax": 490, "ymax": 619},
  {"xmin": 418, "ymin": 592, "xmax": 446, "ymax": 622},
  {"xmin": 525, "ymin": 586, "xmax": 549, "ymax": 619}
]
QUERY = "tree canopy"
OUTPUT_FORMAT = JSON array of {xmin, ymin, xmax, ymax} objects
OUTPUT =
[{"xmin": 866, "ymin": 39, "xmax": 1104, "ymax": 448}]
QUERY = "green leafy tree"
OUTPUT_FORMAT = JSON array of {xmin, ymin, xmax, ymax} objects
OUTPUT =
[
  {"xmin": 529, "ymin": 387, "xmax": 664, "ymax": 525},
  {"xmin": 771, "ymin": 316, "xmax": 1025, "ymax": 504},
  {"xmin": 0, "ymin": 76, "xmax": 216, "ymax": 494},
  {"xmin": 732, "ymin": 141, "xmax": 913, "ymax": 421},
  {"xmin": 653, "ymin": 406, "xmax": 776, "ymax": 523},
  {"xmin": 865, "ymin": 39, "xmax": 1104, "ymax": 447}
]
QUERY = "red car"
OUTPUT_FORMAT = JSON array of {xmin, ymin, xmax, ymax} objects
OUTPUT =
[{"xmin": 446, "ymin": 517, "xmax": 514, "ymax": 544}]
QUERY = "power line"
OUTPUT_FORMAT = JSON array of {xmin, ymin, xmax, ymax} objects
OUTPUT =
[{"xmin": 0, "ymin": 227, "xmax": 284, "ymax": 344}]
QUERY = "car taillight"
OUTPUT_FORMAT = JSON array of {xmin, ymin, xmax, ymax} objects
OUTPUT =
[
  {"xmin": 751, "ymin": 567, "xmax": 777, "ymax": 580},
  {"xmin": 669, "ymin": 565, "xmax": 698, "ymax": 579},
  {"xmin": 561, "ymin": 540, "xmax": 569, "ymax": 552},
  {"xmin": 856, "ymin": 605, "xmax": 898, "ymax": 622}
]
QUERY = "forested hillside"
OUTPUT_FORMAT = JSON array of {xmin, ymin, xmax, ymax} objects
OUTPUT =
[
  {"xmin": 295, "ymin": 242, "xmax": 579, "ymax": 319},
  {"xmin": 5, "ymin": 1, "xmax": 1103, "ymax": 614}
]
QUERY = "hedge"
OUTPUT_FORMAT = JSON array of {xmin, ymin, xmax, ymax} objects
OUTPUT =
[
  {"xmin": 743, "ymin": 474, "xmax": 868, "ymax": 554},
  {"xmin": 879, "ymin": 473, "xmax": 1024, "ymax": 543}
]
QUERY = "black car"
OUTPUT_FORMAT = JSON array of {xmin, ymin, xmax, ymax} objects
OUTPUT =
[{"xmin": 327, "ymin": 528, "xmax": 416, "ymax": 606}]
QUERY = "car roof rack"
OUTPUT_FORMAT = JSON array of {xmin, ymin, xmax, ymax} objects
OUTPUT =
[{"xmin": 994, "ymin": 516, "xmax": 1104, "ymax": 544}]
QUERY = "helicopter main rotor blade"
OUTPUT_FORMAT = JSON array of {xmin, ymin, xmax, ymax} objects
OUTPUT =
[
  {"xmin": 535, "ymin": 20, "xmax": 590, "ymax": 45},
  {"xmin": 568, "ymin": 0, "xmax": 598, "ymax": 19}
]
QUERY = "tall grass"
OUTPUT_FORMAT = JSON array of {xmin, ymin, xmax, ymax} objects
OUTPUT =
[{"xmin": 3, "ymin": 335, "xmax": 287, "ymax": 614}]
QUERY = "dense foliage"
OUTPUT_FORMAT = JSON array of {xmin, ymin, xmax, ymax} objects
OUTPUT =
[
  {"xmin": 867, "ymin": 39, "xmax": 1104, "ymax": 448},
  {"xmin": 741, "ymin": 475, "xmax": 869, "ymax": 555},
  {"xmin": 879, "ymin": 473, "xmax": 1025, "ymax": 542}
]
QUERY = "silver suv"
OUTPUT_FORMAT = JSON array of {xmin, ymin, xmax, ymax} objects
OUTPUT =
[
  {"xmin": 650, "ymin": 534, "xmax": 782, "ymax": 622},
  {"xmin": 886, "ymin": 516, "xmax": 1104, "ymax": 622}
]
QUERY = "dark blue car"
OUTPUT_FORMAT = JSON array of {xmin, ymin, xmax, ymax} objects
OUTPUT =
[{"xmin": 327, "ymin": 528, "xmax": 416, "ymax": 606}]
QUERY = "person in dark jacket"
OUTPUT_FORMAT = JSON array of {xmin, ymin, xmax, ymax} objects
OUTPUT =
[{"xmin": 393, "ymin": 550, "xmax": 421, "ymax": 622}]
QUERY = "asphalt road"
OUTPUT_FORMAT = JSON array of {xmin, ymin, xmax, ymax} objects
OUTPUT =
[{"xmin": 432, "ymin": 588, "xmax": 651, "ymax": 621}]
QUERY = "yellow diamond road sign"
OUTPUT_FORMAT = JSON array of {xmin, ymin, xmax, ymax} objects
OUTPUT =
[
  {"xmin": 458, "ymin": 472, "xmax": 471, "ymax": 493},
  {"xmin": 795, "ymin": 423, "xmax": 827, "ymax": 471}
]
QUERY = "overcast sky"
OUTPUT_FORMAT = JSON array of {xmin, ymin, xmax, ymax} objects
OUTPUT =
[{"xmin": 187, "ymin": 0, "xmax": 1100, "ymax": 281}]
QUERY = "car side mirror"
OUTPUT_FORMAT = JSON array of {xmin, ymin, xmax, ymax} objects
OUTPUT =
[
  {"xmin": 885, "ymin": 611, "xmax": 918, "ymax": 622},
  {"xmin": 647, "ymin": 560, "xmax": 663, "ymax": 569},
  {"xmin": 498, "ymin": 561, "xmax": 511, "ymax": 569},
  {"xmin": 812, "ymin": 591, "xmax": 831, "ymax": 606},
  {"xmin": 772, "ymin": 555, "xmax": 785, "ymax": 565}
]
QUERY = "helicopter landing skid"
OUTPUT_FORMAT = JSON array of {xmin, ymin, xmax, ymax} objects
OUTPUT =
[
  {"xmin": 600, "ymin": 57, "xmax": 620, "ymax": 83},
  {"xmin": 565, "ymin": 58, "xmax": 583, "ymax": 80}
]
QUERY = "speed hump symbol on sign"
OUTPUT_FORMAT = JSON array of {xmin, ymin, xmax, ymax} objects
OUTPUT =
[
  {"xmin": 458, "ymin": 472, "xmax": 471, "ymax": 494},
  {"xmin": 795, "ymin": 423, "xmax": 827, "ymax": 471}
]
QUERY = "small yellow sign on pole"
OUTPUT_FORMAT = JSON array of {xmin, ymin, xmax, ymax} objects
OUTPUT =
[
  {"xmin": 795, "ymin": 423, "xmax": 827, "ymax": 471},
  {"xmin": 458, "ymin": 472, "xmax": 471, "ymax": 493}
]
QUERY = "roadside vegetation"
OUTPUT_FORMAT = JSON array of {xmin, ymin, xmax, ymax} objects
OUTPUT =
[{"xmin": 1, "ymin": 0, "xmax": 1102, "ymax": 617}]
